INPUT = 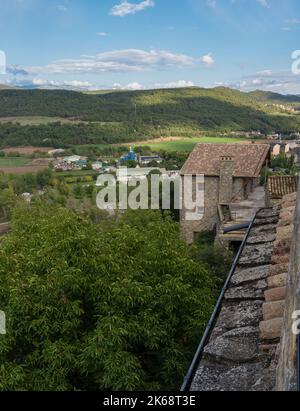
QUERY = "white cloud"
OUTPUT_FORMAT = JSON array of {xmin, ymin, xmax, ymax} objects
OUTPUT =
[
  {"xmin": 30, "ymin": 79, "xmax": 94, "ymax": 90},
  {"xmin": 24, "ymin": 49, "xmax": 213, "ymax": 75},
  {"xmin": 113, "ymin": 82, "xmax": 145, "ymax": 90},
  {"xmin": 209, "ymin": 0, "xmax": 268, "ymax": 8},
  {"xmin": 110, "ymin": 0, "xmax": 154, "ymax": 17},
  {"xmin": 286, "ymin": 18, "xmax": 300, "ymax": 25},
  {"xmin": 229, "ymin": 70, "xmax": 300, "ymax": 94},
  {"xmin": 257, "ymin": 0, "xmax": 269, "ymax": 7},
  {"xmin": 154, "ymin": 80, "xmax": 194, "ymax": 88},
  {"xmin": 57, "ymin": 5, "xmax": 68, "ymax": 12},
  {"xmin": 207, "ymin": 0, "xmax": 216, "ymax": 8},
  {"xmin": 96, "ymin": 32, "xmax": 109, "ymax": 37},
  {"xmin": 200, "ymin": 53, "xmax": 214, "ymax": 67}
]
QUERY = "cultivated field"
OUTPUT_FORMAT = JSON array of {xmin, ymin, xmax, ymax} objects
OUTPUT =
[
  {"xmin": 0, "ymin": 165, "xmax": 49, "ymax": 175},
  {"xmin": 0, "ymin": 157, "xmax": 52, "ymax": 174},
  {"xmin": 1, "ymin": 146, "xmax": 54, "ymax": 154},
  {"xmin": 0, "ymin": 157, "xmax": 30, "ymax": 167},
  {"xmin": 0, "ymin": 116, "xmax": 81, "ymax": 126},
  {"xmin": 127, "ymin": 136, "xmax": 248, "ymax": 152}
]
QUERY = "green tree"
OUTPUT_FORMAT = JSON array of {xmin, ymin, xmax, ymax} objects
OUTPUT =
[{"xmin": 0, "ymin": 205, "xmax": 217, "ymax": 391}]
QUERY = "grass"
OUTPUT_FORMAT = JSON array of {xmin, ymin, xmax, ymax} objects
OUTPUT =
[
  {"xmin": 55, "ymin": 170, "xmax": 98, "ymax": 177},
  {"xmin": 0, "ymin": 157, "xmax": 30, "ymax": 166},
  {"xmin": 133, "ymin": 136, "xmax": 247, "ymax": 152}
]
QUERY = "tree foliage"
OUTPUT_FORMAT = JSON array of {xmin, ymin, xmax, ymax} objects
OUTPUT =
[
  {"xmin": 1, "ymin": 87, "xmax": 300, "ymax": 148},
  {"xmin": 0, "ymin": 205, "xmax": 217, "ymax": 391}
]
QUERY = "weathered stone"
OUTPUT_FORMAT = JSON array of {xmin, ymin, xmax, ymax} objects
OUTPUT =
[
  {"xmin": 247, "ymin": 232, "xmax": 276, "ymax": 244},
  {"xmin": 268, "ymin": 263, "xmax": 288, "ymax": 277},
  {"xmin": 263, "ymin": 301, "xmax": 285, "ymax": 321},
  {"xmin": 239, "ymin": 243, "xmax": 274, "ymax": 267},
  {"xmin": 278, "ymin": 214, "xmax": 294, "ymax": 227},
  {"xmin": 259, "ymin": 344, "xmax": 279, "ymax": 352},
  {"xmin": 282, "ymin": 201, "xmax": 296, "ymax": 211},
  {"xmin": 276, "ymin": 225, "xmax": 294, "ymax": 242},
  {"xmin": 267, "ymin": 273, "xmax": 287, "ymax": 289},
  {"xmin": 204, "ymin": 327, "xmax": 260, "ymax": 363},
  {"xmin": 231, "ymin": 265, "xmax": 270, "ymax": 286},
  {"xmin": 254, "ymin": 216, "xmax": 279, "ymax": 226},
  {"xmin": 282, "ymin": 192, "xmax": 297, "ymax": 203},
  {"xmin": 271, "ymin": 253, "xmax": 290, "ymax": 265},
  {"xmin": 264, "ymin": 287, "xmax": 286, "ymax": 302},
  {"xmin": 213, "ymin": 300, "xmax": 263, "ymax": 335},
  {"xmin": 225, "ymin": 281, "xmax": 267, "ymax": 301},
  {"xmin": 256, "ymin": 208, "xmax": 280, "ymax": 219},
  {"xmin": 273, "ymin": 238, "xmax": 292, "ymax": 255},
  {"xmin": 260, "ymin": 318, "xmax": 284, "ymax": 340},
  {"xmin": 280, "ymin": 205, "xmax": 296, "ymax": 216},
  {"xmin": 250, "ymin": 363, "xmax": 277, "ymax": 391},
  {"xmin": 191, "ymin": 362, "xmax": 267, "ymax": 391}
]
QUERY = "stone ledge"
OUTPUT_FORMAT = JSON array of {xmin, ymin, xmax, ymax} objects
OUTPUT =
[
  {"xmin": 225, "ymin": 280, "xmax": 267, "ymax": 301},
  {"xmin": 231, "ymin": 265, "xmax": 270, "ymax": 286},
  {"xmin": 203, "ymin": 326, "xmax": 260, "ymax": 364},
  {"xmin": 239, "ymin": 243, "xmax": 274, "ymax": 267}
]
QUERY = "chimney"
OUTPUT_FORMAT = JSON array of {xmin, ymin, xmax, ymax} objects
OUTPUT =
[{"xmin": 219, "ymin": 156, "xmax": 234, "ymax": 204}]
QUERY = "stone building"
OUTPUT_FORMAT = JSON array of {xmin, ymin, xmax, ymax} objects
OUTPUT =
[{"xmin": 180, "ymin": 143, "xmax": 270, "ymax": 244}]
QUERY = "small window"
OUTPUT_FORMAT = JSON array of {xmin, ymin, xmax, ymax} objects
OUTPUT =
[{"xmin": 197, "ymin": 206, "xmax": 205, "ymax": 215}]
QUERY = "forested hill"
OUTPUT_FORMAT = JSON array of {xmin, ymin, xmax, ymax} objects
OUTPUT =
[
  {"xmin": 248, "ymin": 90, "xmax": 300, "ymax": 104},
  {"xmin": 0, "ymin": 87, "xmax": 299, "ymax": 128},
  {"xmin": 0, "ymin": 87, "xmax": 300, "ymax": 148}
]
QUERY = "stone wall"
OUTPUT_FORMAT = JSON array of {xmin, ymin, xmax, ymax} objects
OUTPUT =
[
  {"xmin": 181, "ymin": 175, "xmax": 256, "ymax": 244},
  {"xmin": 275, "ymin": 192, "xmax": 299, "ymax": 391},
  {"xmin": 190, "ymin": 193, "xmax": 300, "ymax": 391},
  {"xmin": 181, "ymin": 176, "xmax": 219, "ymax": 244},
  {"xmin": 191, "ymin": 207, "xmax": 281, "ymax": 391}
]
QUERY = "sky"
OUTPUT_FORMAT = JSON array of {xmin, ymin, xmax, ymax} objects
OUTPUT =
[{"xmin": 0, "ymin": 0, "xmax": 300, "ymax": 93}]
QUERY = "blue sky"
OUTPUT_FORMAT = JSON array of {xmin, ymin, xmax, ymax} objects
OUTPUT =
[{"xmin": 0, "ymin": 0, "xmax": 300, "ymax": 93}]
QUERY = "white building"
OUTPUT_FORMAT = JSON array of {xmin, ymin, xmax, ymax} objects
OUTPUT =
[
  {"xmin": 92, "ymin": 161, "xmax": 103, "ymax": 171},
  {"xmin": 116, "ymin": 167, "xmax": 167, "ymax": 183}
]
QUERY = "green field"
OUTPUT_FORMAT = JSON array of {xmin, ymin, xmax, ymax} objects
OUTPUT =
[
  {"xmin": 133, "ymin": 137, "xmax": 247, "ymax": 152},
  {"xmin": 56, "ymin": 170, "xmax": 98, "ymax": 177},
  {"xmin": 0, "ymin": 157, "xmax": 30, "ymax": 166}
]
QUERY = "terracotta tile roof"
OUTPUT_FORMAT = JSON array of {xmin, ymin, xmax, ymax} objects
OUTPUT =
[{"xmin": 181, "ymin": 143, "xmax": 270, "ymax": 178}]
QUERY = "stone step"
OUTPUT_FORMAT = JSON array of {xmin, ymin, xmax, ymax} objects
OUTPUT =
[{"xmin": 263, "ymin": 300, "xmax": 285, "ymax": 321}]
